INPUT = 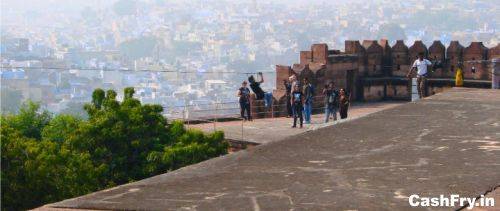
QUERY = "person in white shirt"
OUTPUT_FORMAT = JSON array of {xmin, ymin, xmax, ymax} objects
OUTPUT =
[{"xmin": 407, "ymin": 52, "xmax": 432, "ymax": 99}]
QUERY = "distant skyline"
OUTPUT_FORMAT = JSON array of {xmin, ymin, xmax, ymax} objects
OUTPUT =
[{"xmin": 1, "ymin": 0, "xmax": 498, "ymax": 116}]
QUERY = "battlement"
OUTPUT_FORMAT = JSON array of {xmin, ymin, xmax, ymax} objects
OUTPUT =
[{"xmin": 273, "ymin": 39, "xmax": 497, "ymax": 108}]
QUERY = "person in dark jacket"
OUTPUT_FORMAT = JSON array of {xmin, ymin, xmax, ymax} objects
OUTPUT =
[
  {"xmin": 248, "ymin": 72, "xmax": 273, "ymax": 108},
  {"xmin": 291, "ymin": 84, "xmax": 304, "ymax": 128},
  {"xmin": 323, "ymin": 82, "xmax": 339, "ymax": 123},
  {"xmin": 238, "ymin": 81, "xmax": 252, "ymax": 121},
  {"xmin": 339, "ymin": 88, "xmax": 350, "ymax": 119}
]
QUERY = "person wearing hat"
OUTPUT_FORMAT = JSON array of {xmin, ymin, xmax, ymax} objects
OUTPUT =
[{"xmin": 238, "ymin": 81, "xmax": 252, "ymax": 121}]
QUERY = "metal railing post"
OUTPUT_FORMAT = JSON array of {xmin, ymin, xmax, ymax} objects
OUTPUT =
[
  {"xmin": 183, "ymin": 101, "xmax": 189, "ymax": 129},
  {"xmin": 213, "ymin": 102, "xmax": 217, "ymax": 131}
]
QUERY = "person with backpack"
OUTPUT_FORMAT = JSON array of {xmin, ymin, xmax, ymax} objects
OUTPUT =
[
  {"xmin": 302, "ymin": 78, "xmax": 314, "ymax": 124},
  {"xmin": 291, "ymin": 84, "xmax": 304, "ymax": 128},
  {"xmin": 323, "ymin": 81, "xmax": 339, "ymax": 123},
  {"xmin": 238, "ymin": 81, "xmax": 252, "ymax": 121},
  {"xmin": 248, "ymin": 72, "xmax": 273, "ymax": 108}
]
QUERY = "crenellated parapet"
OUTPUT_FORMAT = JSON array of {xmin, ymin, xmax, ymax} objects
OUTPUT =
[
  {"xmin": 379, "ymin": 39, "xmax": 392, "ymax": 76},
  {"xmin": 270, "ymin": 39, "xmax": 497, "ymax": 112},
  {"xmin": 409, "ymin": 40, "xmax": 428, "ymax": 60},
  {"xmin": 391, "ymin": 40, "xmax": 410, "ymax": 77},
  {"xmin": 311, "ymin": 44, "xmax": 329, "ymax": 64},
  {"xmin": 345, "ymin": 40, "xmax": 366, "ymax": 55},
  {"xmin": 275, "ymin": 65, "xmax": 292, "ymax": 91},
  {"xmin": 488, "ymin": 44, "xmax": 500, "ymax": 59},
  {"xmin": 463, "ymin": 42, "xmax": 489, "ymax": 80},
  {"xmin": 300, "ymin": 51, "xmax": 312, "ymax": 65},
  {"xmin": 363, "ymin": 40, "xmax": 384, "ymax": 77},
  {"xmin": 446, "ymin": 41, "xmax": 464, "ymax": 77},
  {"xmin": 428, "ymin": 41, "xmax": 446, "ymax": 77}
]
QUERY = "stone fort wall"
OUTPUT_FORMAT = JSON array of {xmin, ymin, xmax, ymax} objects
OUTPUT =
[
  {"xmin": 248, "ymin": 40, "xmax": 499, "ymax": 118},
  {"xmin": 278, "ymin": 40, "xmax": 498, "ymax": 99}
]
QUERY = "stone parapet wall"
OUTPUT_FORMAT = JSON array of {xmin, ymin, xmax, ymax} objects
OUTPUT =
[{"xmin": 243, "ymin": 40, "xmax": 499, "ymax": 119}]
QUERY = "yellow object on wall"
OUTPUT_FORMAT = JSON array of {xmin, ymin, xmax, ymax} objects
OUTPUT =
[{"xmin": 455, "ymin": 68, "xmax": 464, "ymax": 87}]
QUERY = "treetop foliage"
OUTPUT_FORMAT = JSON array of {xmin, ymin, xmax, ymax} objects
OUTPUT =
[{"xmin": 1, "ymin": 87, "xmax": 228, "ymax": 211}]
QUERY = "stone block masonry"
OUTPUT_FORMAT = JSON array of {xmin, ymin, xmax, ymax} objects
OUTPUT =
[{"xmin": 270, "ymin": 39, "xmax": 497, "ymax": 112}]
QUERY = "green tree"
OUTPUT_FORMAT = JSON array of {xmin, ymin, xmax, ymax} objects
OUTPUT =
[
  {"xmin": 41, "ymin": 114, "xmax": 82, "ymax": 142},
  {"xmin": 1, "ymin": 88, "xmax": 228, "ymax": 210},
  {"xmin": 1, "ymin": 111, "xmax": 101, "ymax": 211},
  {"xmin": 71, "ymin": 88, "xmax": 228, "ymax": 185},
  {"xmin": 4, "ymin": 101, "xmax": 51, "ymax": 140}
]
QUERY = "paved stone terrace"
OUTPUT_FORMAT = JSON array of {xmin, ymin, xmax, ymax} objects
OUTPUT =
[
  {"xmin": 189, "ymin": 101, "xmax": 405, "ymax": 144},
  {"xmin": 40, "ymin": 88, "xmax": 500, "ymax": 210}
]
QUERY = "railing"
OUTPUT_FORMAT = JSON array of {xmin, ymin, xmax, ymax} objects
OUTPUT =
[{"xmin": 168, "ymin": 95, "xmax": 336, "ymax": 143}]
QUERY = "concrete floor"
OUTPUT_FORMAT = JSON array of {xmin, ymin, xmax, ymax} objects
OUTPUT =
[{"xmin": 39, "ymin": 88, "xmax": 500, "ymax": 210}]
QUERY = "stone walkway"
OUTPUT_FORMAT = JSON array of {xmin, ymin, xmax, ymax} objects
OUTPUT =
[
  {"xmin": 190, "ymin": 101, "xmax": 405, "ymax": 144},
  {"xmin": 40, "ymin": 88, "xmax": 500, "ymax": 210}
]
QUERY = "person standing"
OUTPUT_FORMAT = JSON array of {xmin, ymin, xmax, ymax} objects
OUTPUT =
[
  {"xmin": 323, "ymin": 82, "xmax": 339, "ymax": 123},
  {"xmin": 339, "ymin": 88, "xmax": 350, "ymax": 119},
  {"xmin": 407, "ymin": 52, "xmax": 432, "ymax": 99},
  {"xmin": 291, "ymin": 84, "xmax": 304, "ymax": 128},
  {"xmin": 284, "ymin": 79, "xmax": 292, "ymax": 117},
  {"xmin": 302, "ymin": 78, "xmax": 314, "ymax": 124},
  {"xmin": 238, "ymin": 81, "xmax": 252, "ymax": 121},
  {"xmin": 289, "ymin": 74, "xmax": 299, "ymax": 117},
  {"xmin": 455, "ymin": 66, "xmax": 464, "ymax": 87}
]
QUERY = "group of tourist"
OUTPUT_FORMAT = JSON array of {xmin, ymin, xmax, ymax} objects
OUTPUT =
[
  {"xmin": 238, "ymin": 72, "xmax": 350, "ymax": 128},
  {"xmin": 284, "ymin": 77, "xmax": 350, "ymax": 128},
  {"xmin": 237, "ymin": 52, "xmax": 433, "ymax": 127}
]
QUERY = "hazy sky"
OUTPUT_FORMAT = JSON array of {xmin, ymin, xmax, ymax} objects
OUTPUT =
[
  {"xmin": 0, "ymin": 0, "xmax": 354, "ymax": 12},
  {"xmin": 1, "ymin": 0, "xmax": 115, "ymax": 14}
]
